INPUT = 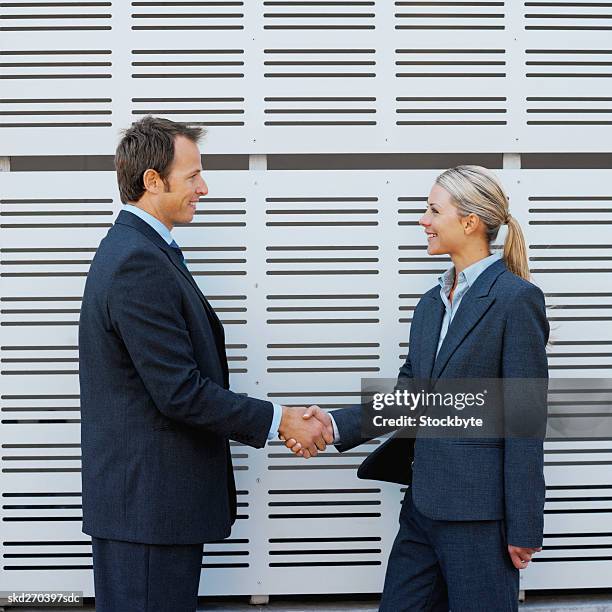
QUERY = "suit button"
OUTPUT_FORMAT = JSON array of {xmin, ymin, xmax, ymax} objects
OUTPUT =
[{"xmin": 411, "ymin": 460, "xmax": 414, "ymax": 468}]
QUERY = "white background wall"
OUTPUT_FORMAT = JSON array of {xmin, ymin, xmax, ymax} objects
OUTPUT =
[{"xmin": 1, "ymin": 0, "xmax": 611, "ymax": 599}]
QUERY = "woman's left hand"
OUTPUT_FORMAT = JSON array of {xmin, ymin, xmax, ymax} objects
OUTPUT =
[{"xmin": 508, "ymin": 545, "xmax": 542, "ymax": 569}]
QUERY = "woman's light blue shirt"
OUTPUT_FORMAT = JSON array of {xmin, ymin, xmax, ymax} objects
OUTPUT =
[{"xmin": 436, "ymin": 251, "xmax": 503, "ymax": 357}]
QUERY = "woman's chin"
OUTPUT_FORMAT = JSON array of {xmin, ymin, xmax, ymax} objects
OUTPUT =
[{"xmin": 427, "ymin": 238, "xmax": 451, "ymax": 255}]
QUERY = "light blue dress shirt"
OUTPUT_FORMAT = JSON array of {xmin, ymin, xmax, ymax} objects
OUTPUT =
[
  {"xmin": 436, "ymin": 251, "xmax": 503, "ymax": 357},
  {"xmin": 124, "ymin": 204, "xmax": 174, "ymax": 245},
  {"xmin": 122, "ymin": 205, "xmax": 282, "ymax": 440}
]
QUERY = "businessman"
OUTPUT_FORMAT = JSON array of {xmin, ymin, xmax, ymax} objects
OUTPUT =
[{"xmin": 78, "ymin": 116, "xmax": 332, "ymax": 612}]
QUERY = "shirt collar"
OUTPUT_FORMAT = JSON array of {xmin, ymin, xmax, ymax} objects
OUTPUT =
[
  {"xmin": 123, "ymin": 204, "xmax": 174, "ymax": 246},
  {"xmin": 438, "ymin": 251, "xmax": 503, "ymax": 294}
]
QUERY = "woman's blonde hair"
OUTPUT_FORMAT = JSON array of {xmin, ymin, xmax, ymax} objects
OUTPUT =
[{"xmin": 435, "ymin": 165, "xmax": 530, "ymax": 280}]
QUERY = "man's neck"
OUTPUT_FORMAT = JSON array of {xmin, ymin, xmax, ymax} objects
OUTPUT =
[{"xmin": 128, "ymin": 200, "xmax": 172, "ymax": 231}]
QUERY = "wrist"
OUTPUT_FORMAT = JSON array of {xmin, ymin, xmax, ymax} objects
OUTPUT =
[{"xmin": 278, "ymin": 405, "xmax": 289, "ymax": 436}]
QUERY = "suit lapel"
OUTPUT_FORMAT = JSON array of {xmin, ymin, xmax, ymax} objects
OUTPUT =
[
  {"xmin": 419, "ymin": 293, "xmax": 445, "ymax": 379},
  {"xmin": 164, "ymin": 247, "xmax": 229, "ymax": 387},
  {"xmin": 431, "ymin": 294, "xmax": 495, "ymax": 380},
  {"xmin": 430, "ymin": 258, "xmax": 506, "ymax": 381},
  {"xmin": 165, "ymin": 247, "xmax": 224, "ymax": 333},
  {"xmin": 114, "ymin": 210, "xmax": 229, "ymax": 384}
]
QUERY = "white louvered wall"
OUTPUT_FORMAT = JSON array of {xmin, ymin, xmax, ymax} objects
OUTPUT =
[
  {"xmin": 2, "ymin": 2, "xmax": 611, "ymax": 154},
  {"xmin": 1, "ymin": 0, "xmax": 611, "ymax": 600}
]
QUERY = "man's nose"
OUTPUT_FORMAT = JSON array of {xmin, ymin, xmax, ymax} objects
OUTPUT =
[{"xmin": 197, "ymin": 177, "xmax": 208, "ymax": 196}]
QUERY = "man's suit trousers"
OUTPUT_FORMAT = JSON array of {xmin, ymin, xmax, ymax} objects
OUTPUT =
[
  {"xmin": 379, "ymin": 493, "xmax": 519, "ymax": 612},
  {"xmin": 92, "ymin": 537, "xmax": 203, "ymax": 612}
]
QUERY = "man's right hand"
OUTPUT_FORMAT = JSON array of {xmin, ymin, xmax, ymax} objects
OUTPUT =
[
  {"xmin": 278, "ymin": 405, "xmax": 333, "ymax": 458},
  {"xmin": 283, "ymin": 405, "xmax": 334, "ymax": 458}
]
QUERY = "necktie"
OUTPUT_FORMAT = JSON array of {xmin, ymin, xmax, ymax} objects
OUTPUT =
[{"xmin": 169, "ymin": 239, "xmax": 188, "ymax": 268}]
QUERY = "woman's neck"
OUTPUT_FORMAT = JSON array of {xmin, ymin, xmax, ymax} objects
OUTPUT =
[{"xmin": 450, "ymin": 245, "xmax": 491, "ymax": 277}]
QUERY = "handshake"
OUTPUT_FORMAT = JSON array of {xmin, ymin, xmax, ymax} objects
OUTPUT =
[{"xmin": 278, "ymin": 405, "xmax": 334, "ymax": 458}]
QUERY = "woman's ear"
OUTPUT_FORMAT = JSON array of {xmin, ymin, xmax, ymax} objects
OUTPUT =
[{"xmin": 462, "ymin": 213, "xmax": 481, "ymax": 236}]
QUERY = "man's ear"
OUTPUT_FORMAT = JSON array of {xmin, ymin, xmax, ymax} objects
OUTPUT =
[{"xmin": 142, "ymin": 168, "xmax": 163, "ymax": 194}]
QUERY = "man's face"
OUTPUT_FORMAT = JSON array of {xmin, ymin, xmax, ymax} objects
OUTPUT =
[{"xmin": 156, "ymin": 135, "xmax": 208, "ymax": 229}]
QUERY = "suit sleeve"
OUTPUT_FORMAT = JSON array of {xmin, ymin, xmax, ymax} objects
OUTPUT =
[
  {"xmin": 502, "ymin": 284, "xmax": 550, "ymax": 548},
  {"xmin": 107, "ymin": 255, "xmax": 274, "ymax": 448},
  {"xmin": 332, "ymin": 332, "xmax": 416, "ymax": 453}
]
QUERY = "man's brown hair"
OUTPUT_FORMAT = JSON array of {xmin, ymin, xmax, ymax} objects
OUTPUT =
[{"xmin": 115, "ymin": 116, "xmax": 204, "ymax": 204}]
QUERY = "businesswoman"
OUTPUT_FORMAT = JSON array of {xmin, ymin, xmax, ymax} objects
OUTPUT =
[{"xmin": 287, "ymin": 166, "xmax": 550, "ymax": 611}]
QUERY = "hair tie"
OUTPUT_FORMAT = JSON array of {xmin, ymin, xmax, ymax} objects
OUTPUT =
[{"xmin": 505, "ymin": 213, "xmax": 512, "ymax": 225}]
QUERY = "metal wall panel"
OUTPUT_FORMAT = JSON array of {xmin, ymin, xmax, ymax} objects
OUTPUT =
[
  {"xmin": 3, "ymin": 2, "xmax": 611, "ymax": 154},
  {"xmin": 0, "ymin": 1, "xmax": 120, "ymax": 155},
  {"xmin": 517, "ymin": 1, "xmax": 612, "ymax": 152},
  {"xmin": 1, "ymin": 169, "xmax": 611, "ymax": 596},
  {"xmin": 0, "ymin": 170, "xmax": 265, "ymax": 595}
]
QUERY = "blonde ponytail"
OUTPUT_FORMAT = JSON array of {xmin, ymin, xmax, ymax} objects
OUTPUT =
[{"xmin": 503, "ymin": 214, "xmax": 530, "ymax": 281}]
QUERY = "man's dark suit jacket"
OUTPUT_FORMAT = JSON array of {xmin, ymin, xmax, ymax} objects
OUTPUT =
[
  {"xmin": 333, "ymin": 258, "xmax": 550, "ymax": 548},
  {"xmin": 79, "ymin": 210, "xmax": 274, "ymax": 545}
]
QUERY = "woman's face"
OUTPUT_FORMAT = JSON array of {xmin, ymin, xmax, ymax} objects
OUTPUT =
[{"xmin": 419, "ymin": 184, "xmax": 467, "ymax": 256}]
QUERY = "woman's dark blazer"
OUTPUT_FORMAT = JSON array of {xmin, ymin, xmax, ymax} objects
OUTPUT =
[{"xmin": 332, "ymin": 258, "xmax": 550, "ymax": 548}]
